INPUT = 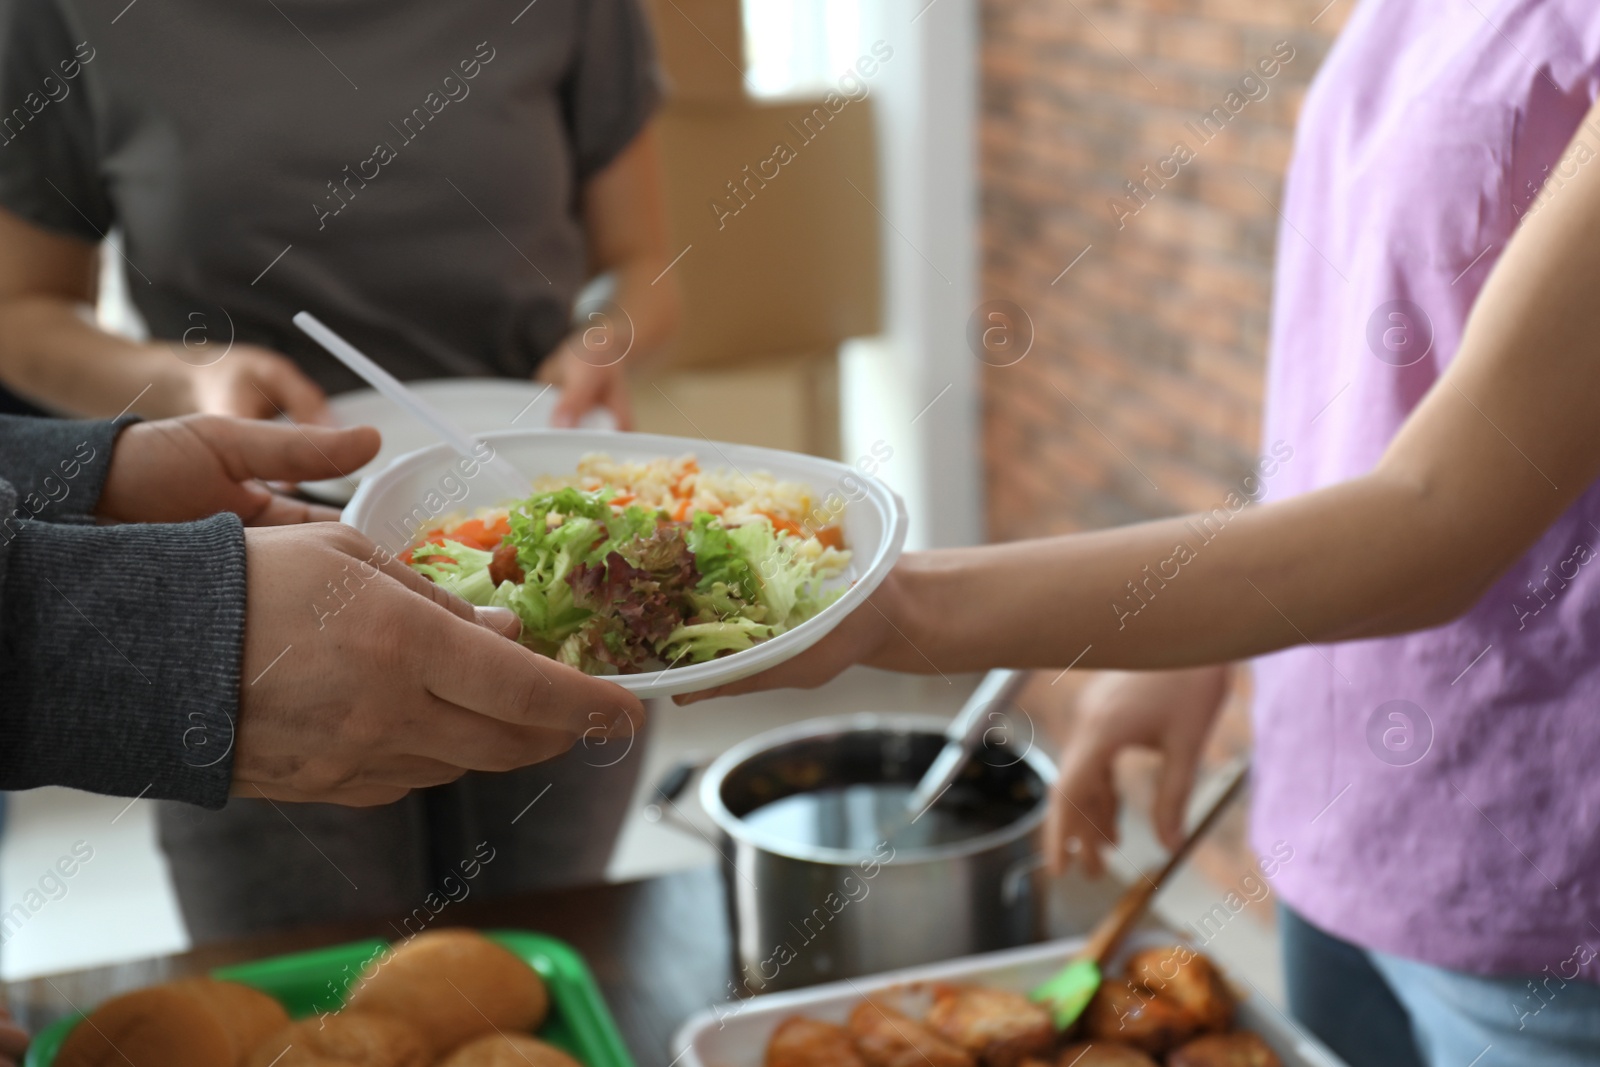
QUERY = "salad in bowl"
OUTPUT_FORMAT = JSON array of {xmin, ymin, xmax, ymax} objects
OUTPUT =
[{"xmin": 403, "ymin": 455, "xmax": 852, "ymax": 676}]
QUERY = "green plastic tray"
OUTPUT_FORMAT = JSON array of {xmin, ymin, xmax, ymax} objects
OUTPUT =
[{"xmin": 24, "ymin": 929, "xmax": 634, "ymax": 1067}]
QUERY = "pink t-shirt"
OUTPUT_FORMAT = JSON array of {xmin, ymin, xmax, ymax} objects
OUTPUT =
[{"xmin": 1252, "ymin": 0, "xmax": 1600, "ymax": 979}]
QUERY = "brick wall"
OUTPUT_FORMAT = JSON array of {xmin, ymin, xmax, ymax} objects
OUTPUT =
[
  {"xmin": 980, "ymin": 1, "xmax": 1350, "ymax": 895},
  {"xmin": 979, "ymin": 0, "xmax": 1346, "ymax": 540}
]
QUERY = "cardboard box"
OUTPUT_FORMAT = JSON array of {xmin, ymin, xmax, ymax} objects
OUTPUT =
[
  {"xmin": 644, "ymin": 0, "xmax": 747, "ymax": 103},
  {"xmin": 655, "ymin": 96, "xmax": 883, "ymax": 370},
  {"xmin": 632, "ymin": 351, "xmax": 841, "ymax": 459}
]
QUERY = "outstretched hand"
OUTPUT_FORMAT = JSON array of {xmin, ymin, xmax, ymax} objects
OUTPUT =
[
  {"xmin": 99, "ymin": 414, "xmax": 379, "ymax": 526},
  {"xmin": 184, "ymin": 344, "xmax": 332, "ymax": 425},
  {"xmin": 545, "ymin": 343, "xmax": 635, "ymax": 431},
  {"xmin": 235, "ymin": 524, "xmax": 645, "ymax": 806},
  {"xmin": 1045, "ymin": 665, "xmax": 1231, "ymax": 878}
]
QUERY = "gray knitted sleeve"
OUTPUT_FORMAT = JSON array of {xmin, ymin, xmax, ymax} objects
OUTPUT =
[
  {"xmin": 0, "ymin": 416, "xmax": 244, "ymax": 808},
  {"xmin": 0, "ymin": 415, "xmax": 130, "ymax": 526}
]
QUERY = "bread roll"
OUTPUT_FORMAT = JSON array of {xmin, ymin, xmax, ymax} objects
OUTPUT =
[
  {"xmin": 342, "ymin": 929, "xmax": 548, "ymax": 1057},
  {"xmin": 197, "ymin": 980, "xmax": 296, "ymax": 1053},
  {"xmin": 244, "ymin": 1011, "xmax": 430, "ymax": 1067},
  {"xmin": 55, "ymin": 979, "xmax": 289, "ymax": 1067},
  {"xmin": 437, "ymin": 1033, "xmax": 582, "ymax": 1067}
]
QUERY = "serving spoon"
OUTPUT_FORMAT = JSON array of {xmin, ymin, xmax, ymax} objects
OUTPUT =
[
  {"xmin": 871, "ymin": 670, "xmax": 1029, "ymax": 847},
  {"xmin": 1030, "ymin": 759, "xmax": 1250, "ymax": 1029},
  {"xmin": 293, "ymin": 310, "xmax": 531, "ymax": 501}
]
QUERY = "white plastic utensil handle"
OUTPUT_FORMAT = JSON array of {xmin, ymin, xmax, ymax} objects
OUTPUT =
[{"xmin": 293, "ymin": 311, "xmax": 530, "ymax": 498}]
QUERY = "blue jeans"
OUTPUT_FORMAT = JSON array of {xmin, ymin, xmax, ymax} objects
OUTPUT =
[{"xmin": 1281, "ymin": 904, "xmax": 1600, "ymax": 1067}]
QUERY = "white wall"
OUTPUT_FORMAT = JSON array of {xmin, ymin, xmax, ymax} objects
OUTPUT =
[
  {"xmin": 853, "ymin": 0, "xmax": 984, "ymax": 550},
  {"xmin": 746, "ymin": 0, "xmax": 984, "ymax": 551}
]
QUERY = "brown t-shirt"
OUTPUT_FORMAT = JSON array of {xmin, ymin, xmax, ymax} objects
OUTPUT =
[{"xmin": 0, "ymin": 0, "xmax": 660, "ymax": 390}]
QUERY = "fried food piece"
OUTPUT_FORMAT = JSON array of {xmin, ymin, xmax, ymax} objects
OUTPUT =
[
  {"xmin": 57, "ymin": 979, "xmax": 290, "ymax": 1067},
  {"xmin": 438, "ymin": 1033, "xmax": 582, "ymax": 1067},
  {"xmin": 848, "ymin": 1000, "xmax": 974, "ymax": 1067},
  {"xmin": 1080, "ymin": 980, "xmax": 1196, "ymax": 1057},
  {"xmin": 1050, "ymin": 1044, "xmax": 1159, "ymax": 1066},
  {"xmin": 1167, "ymin": 1031, "xmax": 1283, "ymax": 1067},
  {"xmin": 244, "ymin": 1012, "xmax": 430, "ymax": 1067},
  {"xmin": 342, "ymin": 929, "xmax": 548, "ymax": 1058},
  {"xmin": 765, "ymin": 1016, "xmax": 867, "ymax": 1067},
  {"xmin": 1122, "ymin": 948, "xmax": 1234, "ymax": 1032},
  {"xmin": 925, "ymin": 986, "xmax": 1054, "ymax": 1067}
]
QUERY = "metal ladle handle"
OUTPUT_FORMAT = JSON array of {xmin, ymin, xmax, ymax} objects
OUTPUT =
[{"xmin": 904, "ymin": 669, "xmax": 1029, "ymax": 816}]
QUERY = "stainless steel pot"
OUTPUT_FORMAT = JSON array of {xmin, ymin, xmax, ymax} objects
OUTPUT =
[{"xmin": 693, "ymin": 713, "xmax": 1053, "ymax": 994}]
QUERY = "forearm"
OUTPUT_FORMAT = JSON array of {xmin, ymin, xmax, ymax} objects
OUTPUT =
[
  {"xmin": 580, "ymin": 124, "xmax": 679, "ymax": 366},
  {"xmin": 893, "ymin": 471, "xmax": 1481, "ymax": 673},
  {"xmin": 894, "ymin": 102, "xmax": 1600, "ymax": 675},
  {"xmin": 0, "ymin": 296, "xmax": 193, "ymax": 417}
]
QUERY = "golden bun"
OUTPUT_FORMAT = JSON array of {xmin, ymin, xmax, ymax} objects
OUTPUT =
[
  {"xmin": 55, "ymin": 979, "xmax": 289, "ymax": 1067},
  {"xmin": 244, "ymin": 1011, "xmax": 431, "ymax": 1067},
  {"xmin": 437, "ymin": 1033, "xmax": 583, "ymax": 1067},
  {"xmin": 197, "ymin": 980, "xmax": 297, "ymax": 1053},
  {"xmin": 343, "ymin": 929, "xmax": 548, "ymax": 1057}
]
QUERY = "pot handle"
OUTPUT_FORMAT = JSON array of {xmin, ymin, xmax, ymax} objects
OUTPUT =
[{"xmin": 642, "ymin": 758, "xmax": 705, "ymax": 837}]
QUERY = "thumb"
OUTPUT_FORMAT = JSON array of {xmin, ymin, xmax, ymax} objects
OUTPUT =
[
  {"xmin": 217, "ymin": 420, "xmax": 381, "ymax": 484},
  {"xmin": 476, "ymin": 605, "xmax": 522, "ymax": 641},
  {"xmin": 1153, "ymin": 739, "xmax": 1201, "ymax": 851}
]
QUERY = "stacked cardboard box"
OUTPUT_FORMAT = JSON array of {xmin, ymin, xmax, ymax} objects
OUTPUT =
[
  {"xmin": 643, "ymin": 0, "xmax": 746, "ymax": 102},
  {"xmin": 632, "ymin": 0, "xmax": 882, "ymax": 458}
]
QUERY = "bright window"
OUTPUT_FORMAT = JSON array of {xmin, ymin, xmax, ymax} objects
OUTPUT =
[{"xmin": 742, "ymin": 0, "xmax": 863, "ymax": 98}]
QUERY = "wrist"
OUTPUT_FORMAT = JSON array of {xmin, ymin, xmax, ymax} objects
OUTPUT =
[
  {"xmin": 94, "ymin": 417, "xmax": 151, "ymax": 522},
  {"xmin": 866, "ymin": 552, "xmax": 955, "ymax": 672},
  {"xmin": 142, "ymin": 347, "xmax": 204, "ymax": 417}
]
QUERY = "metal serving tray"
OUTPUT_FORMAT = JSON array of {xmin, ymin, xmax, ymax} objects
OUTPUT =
[{"xmin": 670, "ymin": 931, "xmax": 1347, "ymax": 1067}]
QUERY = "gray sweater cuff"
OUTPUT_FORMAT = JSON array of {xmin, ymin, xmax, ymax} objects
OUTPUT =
[
  {"xmin": 0, "ymin": 414, "xmax": 134, "ymax": 525},
  {"xmin": 0, "ymin": 512, "xmax": 245, "ymax": 807}
]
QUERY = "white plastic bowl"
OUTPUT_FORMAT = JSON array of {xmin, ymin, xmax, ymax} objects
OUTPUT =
[{"xmin": 342, "ymin": 430, "xmax": 908, "ymax": 698}]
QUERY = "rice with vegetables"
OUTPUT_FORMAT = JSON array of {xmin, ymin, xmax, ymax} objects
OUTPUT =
[{"xmin": 405, "ymin": 455, "xmax": 851, "ymax": 676}]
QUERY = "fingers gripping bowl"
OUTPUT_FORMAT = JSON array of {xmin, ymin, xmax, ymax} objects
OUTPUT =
[{"xmin": 342, "ymin": 431, "xmax": 908, "ymax": 698}]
